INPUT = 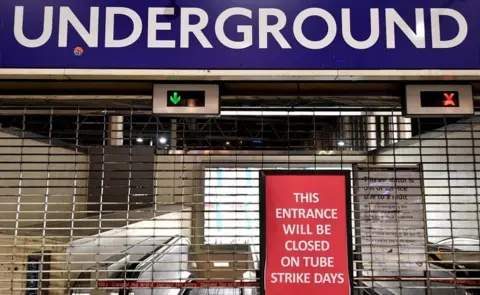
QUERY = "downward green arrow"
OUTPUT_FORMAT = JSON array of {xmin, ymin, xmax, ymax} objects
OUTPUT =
[{"xmin": 170, "ymin": 92, "xmax": 181, "ymax": 105}]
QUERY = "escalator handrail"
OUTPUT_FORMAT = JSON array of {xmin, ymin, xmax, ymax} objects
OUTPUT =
[
  {"xmin": 124, "ymin": 235, "xmax": 182, "ymax": 279},
  {"xmin": 435, "ymin": 237, "xmax": 480, "ymax": 250},
  {"xmin": 119, "ymin": 235, "xmax": 190, "ymax": 294},
  {"xmin": 134, "ymin": 236, "xmax": 190, "ymax": 275}
]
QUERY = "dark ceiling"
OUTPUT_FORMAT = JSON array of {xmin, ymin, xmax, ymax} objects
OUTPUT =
[{"xmin": 0, "ymin": 81, "xmax": 470, "ymax": 149}]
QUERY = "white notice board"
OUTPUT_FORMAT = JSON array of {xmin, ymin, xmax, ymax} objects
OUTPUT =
[{"xmin": 354, "ymin": 165, "xmax": 427, "ymax": 273}]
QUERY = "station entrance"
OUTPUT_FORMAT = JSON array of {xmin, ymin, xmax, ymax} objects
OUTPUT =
[{"xmin": 0, "ymin": 81, "xmax": 478, "ymax": 295}]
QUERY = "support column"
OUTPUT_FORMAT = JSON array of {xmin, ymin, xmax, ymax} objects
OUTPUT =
[
  {"xmin": 389, "ymin": 116, "xmax": 399, "ymax": 144},
  {"xmin": 367, "ymin": 116, "xmax": 377, "ymax": 151},
  {"xmin": 108, "ymin": 116, "xmax": 123, "ymax": 146},
  {"xmin": 399, "ymin": 116, "xmax": 412, "ymax": 139},
  {"xmin": 342, "ymin": 117, "xmax": 352, "ymax": 149},
  {"xmin": 379, "ymin": 117, "xmax": 386, "ymax": 147},
  {"xmin": 171, "ymin": 119, "xmax": 177, "ymax": 150}
]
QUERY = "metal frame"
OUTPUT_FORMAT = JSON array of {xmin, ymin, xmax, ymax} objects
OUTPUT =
[{"xmin": 4, "ymin": 69, "xmax": 480, "ymax": 81}]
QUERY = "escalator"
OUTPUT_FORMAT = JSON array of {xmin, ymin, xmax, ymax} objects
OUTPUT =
[
  {"xmin": 120, "ymin": 235, "xmax": 245, "ymax": 295},
  {"xmin": 428, "ymin": 237, "xmax": 480, "ymax": 295},
  {"xmin": 354, "ymin": 237, "xmax": 480, "ymax": 295},
  {"xmin": 73, "ymin": 237, "xmax": 259, "ymax": 295},
  {"xmin": 119, "ymin": 236, "xmax": 191, "ymax": 295}
]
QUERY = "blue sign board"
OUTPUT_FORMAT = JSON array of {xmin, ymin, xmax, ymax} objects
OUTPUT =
[
  {"xmin": 25, "ymin": 255, "xmax": 41, "ymax": 295},
  {"xmin": 0, "ymin": 0, "xmax": 478, "ymax": 69}
]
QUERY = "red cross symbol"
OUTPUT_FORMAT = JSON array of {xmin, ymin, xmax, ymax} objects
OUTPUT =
[{"xmin": 443, "ymin": 93, "xmax": 456, "ymax": 106}]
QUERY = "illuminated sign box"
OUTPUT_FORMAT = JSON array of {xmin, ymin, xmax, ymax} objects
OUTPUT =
[
  {"xmin": 166, "ymin": 91, "xmax": 206, "ymax": 108},
  {"xmin": 403, "ymin": 84, "xmax": 473, "ymax": 117},
  {"xmin": 153, "ymin": 84, "xmax": 219, "ymax": 115}
]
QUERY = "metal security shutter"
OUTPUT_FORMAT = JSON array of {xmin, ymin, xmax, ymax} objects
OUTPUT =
[{"xmin": 0, "ymin": 99, "xmax": 477, "ymax": 295}]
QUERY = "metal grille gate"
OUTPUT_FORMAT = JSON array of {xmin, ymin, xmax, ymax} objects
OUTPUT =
[{"xmin": 0, "ymin": 103, "xmax": 478, "ymax": 295}]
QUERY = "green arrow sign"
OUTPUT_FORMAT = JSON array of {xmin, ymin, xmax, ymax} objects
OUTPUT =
[{"xmin": 169, "ymin": 92, "xmax": 181, "ymax": 105}]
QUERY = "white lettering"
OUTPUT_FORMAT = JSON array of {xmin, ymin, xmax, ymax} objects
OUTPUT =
[
  {"xmin": 148, "ymin": 7, "xmax": 175, "ymax": 48},
  {"xmin": 14, "ymin": 6, "xmax": 53, "ymax": 48},
  {"xmin": 314, "ymin": 273, "xmax": 345, "ymax": 284},
  {"xmin": 285, "ymin": 240, "xmax": 330, "ymax": 251},
  {"xmin": 316, "ymin": 224, "xmax": 332, "ymax": 235},
  {"xmin": 293, "ymin": 8, "xmax": 337, "ymax": 49},
  {"xmin": 342, "ymin": 8, "xmax": 380, "ymax": 49},
  {"xmin": 275, "ymin": 208, "xmax": 338, "ymax": 219},
  {"xmin": 58, "ymin": 6, "xmax": 99, "ymax": 48},
  {"xmin": 12, "ymin": 6, "xmax": 468, "ymax": 51},
  {"xmin": 386, "ymin": 8, "xmax": 425, "ymax": 49},
  {"xmin": 283, "ymin": 224, "xmax": 313, "ymax": 235},
  {"xmin": 215, "ymin": 8, "xmax": 253, "ymax": 49},
  {"xmin": 303, "ymin": 256, "xmax": 334, "ymax": 267},
  {"xmin": 280, "ymin": 256, "xmax": 300, "ymax": 267},
  {"xmin": 259, "ymin": 8, "xmax": 291, "ymax": 49},
  {"xmin": 271, "ymin": 273, "xmax": 311, "ymax": 284},
  {"xmin": 180, "ymin": 8, "xmax": 212, "ymax": 48},
  {"xmin": 293, "ymin": 192, "xmax": 319, "ymax": 203},
  {"xmin": 105, "ymin": 7, "xmax": 142, "ymax": 48},
  {"xmin": 431, "ymin": 8, "xmax": 468, "ymax": 48}
]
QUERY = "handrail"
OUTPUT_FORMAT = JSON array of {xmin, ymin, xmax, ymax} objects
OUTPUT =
[
  {"xmin": 119, "ymin": 235, "xmax": 188, "ymax": 295},
  {"xmin": 125, "ymin": 235, "xmax": 181, "ymax": 279},
  {"xmin": 435, "ymin": 237, "xmax": 480, "ymax": 251}
]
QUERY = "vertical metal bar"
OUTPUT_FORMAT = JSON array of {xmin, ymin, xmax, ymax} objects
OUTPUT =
[
  {"xmin": 12, "ymin": 108, "xmax": 26, "ymax": 293},
  {"xmin": 442, "ymin": 117, "xmax": 457, "ymax": 294},
  {"xmin": 416, "ymin": 118, "xmax": 431, "ymax": 295},
  {"xmin": 471, "ymin": 120, "xmax": 480, "ymax": 267},
  {"xmin": 126, "ymin": 111, "xmax": 133, "ymax": 272},
  {"xmin": 67, "ymin": 107, "xmax": 81, "ymax": 290},
  {"xmin": 390, "ymin": 110, "xmax": 402, "ymax": 295},
  {"xmin": 95, "ymin": 110, "xmax": 108, "ymax": 287},
  {"xmin": 126, "ymin": 112, "xmax": 133, "ymax": 225},
  {"xmin": 39, "ymin": 107, "xmax": 54, "ymax": 294}
]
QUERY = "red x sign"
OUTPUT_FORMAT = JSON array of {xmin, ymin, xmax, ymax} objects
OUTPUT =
[{"xmin": 443, "ymin": 93, "xmax": 456, "ymax": 106}]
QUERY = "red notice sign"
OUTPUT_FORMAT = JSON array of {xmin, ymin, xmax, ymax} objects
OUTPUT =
[{"xmin": 260, "ymin": 171, "xmax": 352, "ymax": 295}]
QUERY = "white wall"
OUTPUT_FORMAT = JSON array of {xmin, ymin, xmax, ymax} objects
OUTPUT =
[
  {"xmin": 374, "ymin": 117, "xmax": 480, "ymax": 243},
  {"xmin": 154, "ymin": 153, "xmax": 364, "ymax": 247},
  {"xmin": 0, "ymin": 130, "xmax": 89, "ymax": 229},
  {"xmin": 154, "ymin": 153, "xmax": 364, "ymax": 203}
]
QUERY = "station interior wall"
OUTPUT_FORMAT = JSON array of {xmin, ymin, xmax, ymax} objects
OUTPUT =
[{"xmin": 0, "ymin": 130, "xmax": 89, "ymax": 229}]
